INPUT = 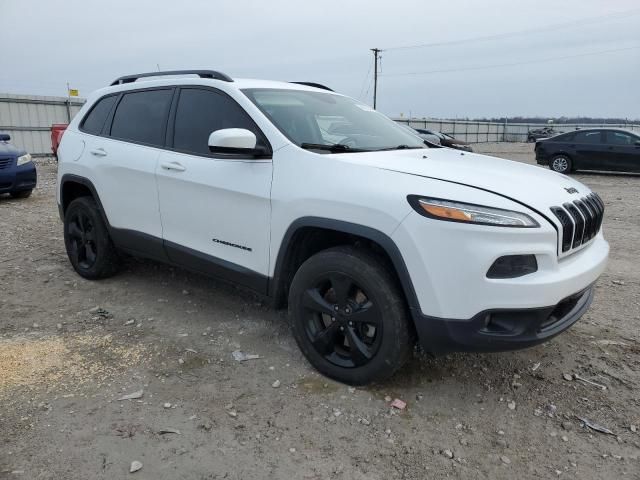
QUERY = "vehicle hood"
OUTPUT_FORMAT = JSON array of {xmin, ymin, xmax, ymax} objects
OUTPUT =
[
  {"xmin": 0, "ymin": 141, "xmax": 24, "ymax": 157},
  {"xmin": 345, "ymin": 148, "xmax": 589, "ymax": 215}
]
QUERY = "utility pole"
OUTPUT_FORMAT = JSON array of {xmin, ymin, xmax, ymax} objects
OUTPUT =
[
  {"xmin": 370, "ymin": 48, "xmax": 382, "ymax": 109},
  {"xmin": 65, "ymin": 82, "xmax": 71, "ymax": 122}
]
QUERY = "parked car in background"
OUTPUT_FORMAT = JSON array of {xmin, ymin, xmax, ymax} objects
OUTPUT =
[
  {"xmin": 398, "ymin": 123, "xmax": 440, "ymax": 146},
  {"xmin": 536, "ymin": 128, "xmax": 640, "ymax": 174},
  {"xmin": 527, "ymin": 127, "xmax": 561, "ymax": 143},
  {"xmin": 414, "ymin": 129, "xmax": 473, "ymax": 152},
  {"xmin": 51, "ymin": 124, "xmax": 68, "ymax": 160},
  {"xmin": 0, "ymin": 133, "xmax": 37, "ymax": 199},
  {"xmin": 400, "ymin": 125, "xmax": 441, "ymax": 145}
]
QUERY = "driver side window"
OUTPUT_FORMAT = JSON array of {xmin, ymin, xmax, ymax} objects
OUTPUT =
[
  {"xmin": 172, "ymin": 88, "xmax": 267, "ymax": 156},
  {"xmin": 606, "ymin": 131, "xmax": 635, "ymax": 146}
]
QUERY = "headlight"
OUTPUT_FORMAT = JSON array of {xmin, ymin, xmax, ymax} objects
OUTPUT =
[
  {"xmin": 408, "ymin": 196, "xmax": 539, "ymax": 227},
  {"xmin": 17, "ymin": 154, "xmax": 32, "ymax": 166}
]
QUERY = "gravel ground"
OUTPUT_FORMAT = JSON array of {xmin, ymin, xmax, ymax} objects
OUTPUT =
[{"xmin": 1, "ymin": 143, "xmax": 639, "ymax": 479}]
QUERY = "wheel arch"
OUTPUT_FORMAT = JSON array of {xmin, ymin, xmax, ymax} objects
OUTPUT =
[
  {"xmin": 269, "ymin": 217, "xmax": 420, "ymax": 314},
  {"xmin": 59, "ymin": 174, "xmax": 110, "ymax": 227},
  {"xmin": 552, "ymin": 150, "xmax": 573, "ymax": 157},
  {"xmin": 551, "ymin": 151, "xmax": 574, "ymax": 162}
]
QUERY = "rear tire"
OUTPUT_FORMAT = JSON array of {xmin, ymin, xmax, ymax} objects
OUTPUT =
[
  {"xmin": 550, "ymin": 155, "xmax": 572, "ymax": 174},
  {"xmin": 288, "ymin": 246, "xmax": 413, "ymax": 385},
  {"xmin": 64, "ymin": 196, "xmax": 120, "ymax": 279},
  {"xmin": 10, "ymin": 190, "xmax": 32, "ymax": 199}
]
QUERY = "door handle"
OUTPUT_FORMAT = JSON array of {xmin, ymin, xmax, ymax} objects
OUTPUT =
[
  {"xmin": 160, "ymin": 161, "xmax": 186, "ymax": 172},
  {"xmin": 90, "ymin": 148, "xmax": 107, "ymax": 157}
]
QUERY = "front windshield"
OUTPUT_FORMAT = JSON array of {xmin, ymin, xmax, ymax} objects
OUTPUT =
[{"xmin": 242, "ymin": 88, "xmax": 426, "ymax": 152}]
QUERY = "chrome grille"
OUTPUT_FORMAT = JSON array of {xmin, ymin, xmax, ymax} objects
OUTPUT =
[{"xmin": 551, "ymin": 193, "xmax": 605, "ymax": 254}]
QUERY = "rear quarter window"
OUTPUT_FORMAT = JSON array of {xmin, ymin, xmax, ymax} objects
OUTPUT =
[
  {"xmin": 80, "ymin": 95, "xmax": 117, "ymax": 135},
  {"xmin": 551, "ymin": 132, "xmax": 574, "ymax": 142}
]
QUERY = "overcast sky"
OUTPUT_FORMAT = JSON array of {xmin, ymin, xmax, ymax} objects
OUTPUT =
[{"xmin": 2, "ymin": 0, "xmax": 639, "ymax": 119}]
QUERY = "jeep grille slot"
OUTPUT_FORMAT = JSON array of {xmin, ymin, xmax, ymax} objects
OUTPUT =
[
  {"xmin": 564, "ymin": 203, "xmax": 585, "ymax": 248},
  {"xmin": 550, "ymin": 193, "xmax": 604, "ymax": 255}
]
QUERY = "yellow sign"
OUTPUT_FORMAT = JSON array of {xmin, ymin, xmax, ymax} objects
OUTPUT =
[{"xmin": 68, "ymin": 89, "xmax": 79, "ymax": 97}]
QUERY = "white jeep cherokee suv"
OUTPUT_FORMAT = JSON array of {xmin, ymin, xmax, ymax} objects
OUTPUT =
[{"xmin": 56, "ymin": 70, "xmax": 609, "ymax": 385}]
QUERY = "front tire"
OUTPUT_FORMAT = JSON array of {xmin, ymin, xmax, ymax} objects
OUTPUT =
[
  {"xmin": 64, "ymin": 196, "xmax": 120, "ymax": 279},
  {"xmin": 288, "ymin": 246, "xmax": 413, "ymax": 385},
  {"xmin": 550, "ymin": 155, "xmax": 572, "ymax": 174}
]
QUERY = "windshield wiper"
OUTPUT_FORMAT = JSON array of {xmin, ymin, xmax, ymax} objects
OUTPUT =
[
  {"xmin": 300, "ymin": 142, "xmax": 367, "ymax": 153},
  {"xmin": 374, "ymin": 144, "xmax": 424, "ymax": 151}
]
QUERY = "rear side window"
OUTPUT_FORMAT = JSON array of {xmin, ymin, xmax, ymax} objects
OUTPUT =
[
  {"xmin": 573, "ymin": 130, "xmax": 602, "ymax": 144},
  {"xmin": 173, "ymin": 88, "xmax": 265, "ymax": 156},
  {"xmin": 552, "ymin": 132, "xmax": 574, "ymax": 142},
  {"xmin": 110, "ymin": 89, "xmax": 173, "ymax": 147},
  {"xmin": 81, "ymin": 95, "xmax": 117, "ymax": 135}
]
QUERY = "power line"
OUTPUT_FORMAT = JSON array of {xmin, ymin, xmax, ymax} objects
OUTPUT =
[
  {"xmin": 380, "ymin": 45, "xmax": 640, "ymax": 78},
  {"xmin": 363, "ymin": 72, "xmax": 374, "ymax": 99},
  {"xmin": 383, "ymin": 8, "xmax": 640, "ymax": 51},
  {"xmin": 358, "ymin": 61, "xmax": 373, "ymax": 100}
]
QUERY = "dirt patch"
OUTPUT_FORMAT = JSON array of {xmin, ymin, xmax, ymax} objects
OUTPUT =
[{"xmin": 0, "ymin": 334, "xmax": 146, "ymax": 399}]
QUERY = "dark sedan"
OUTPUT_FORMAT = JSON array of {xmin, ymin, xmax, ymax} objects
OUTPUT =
[
  {"xmin": 0, "ymin": 133, "xmax": 37, "ymax": 198},
  {"xmin": 535, "ymin": 128, "xmax": 640, "ymax": 174}
]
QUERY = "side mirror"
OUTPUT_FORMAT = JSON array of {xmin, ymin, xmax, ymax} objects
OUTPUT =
[
  {"xmin": 0, "ymin": 133, "xmax": 10, "ymax": 142},
  {"xmin": 635, "ymin": 140, "xmax": 640, "ymax": 146},
  {"xmin": 208, "ymin": 128, "xmax": 267, "ymax": 156}
]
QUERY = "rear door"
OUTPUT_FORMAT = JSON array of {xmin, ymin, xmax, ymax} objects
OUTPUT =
[
  {"xmin": 156, "ymin": 87, "xmax": 273, "ymax": 290},
  {"xmin": 604, "ymin": 130, "xmax": 640, "ymax": 172},
  {"xmin": 572, "ymin": 130, "xmax": 607, "ymax": 170},
  {"xmin": 82, "ymin": 88, "xmax": 173, "ymax": 255}
]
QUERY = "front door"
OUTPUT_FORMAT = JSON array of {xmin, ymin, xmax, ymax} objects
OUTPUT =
[
  {"xmin": 156, "ymin": 87, "xmax": 273, "ymax": 291},
  {"xmin": 572, "ymin": 130, "xmax": 607, "ymax": 170}
]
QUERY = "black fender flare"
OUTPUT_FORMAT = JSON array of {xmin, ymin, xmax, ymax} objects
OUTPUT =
[
  {"xmin": 59, "ymin": 174, "xmax": 111, "ymax": 227},
  {"xmin": 269, "ymin": 217, "xmax": 421, "ymax": 314}
]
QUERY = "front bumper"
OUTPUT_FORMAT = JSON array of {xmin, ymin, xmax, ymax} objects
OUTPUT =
[
  {"xmin": 0, "ymin": 163, "xmax": 37, "ymax": 194},
  {"xmin": 414, "ymin": 286, "xmax": 593, "ymax": 354},
  {"xmin": 534, "ymin": 146, "xmax": 549, "ymax": 165},
  {"xmin": 393, "ymin": 208, "xmax": 609, "ymax": 319},
  {"xmin": 392, "ymin": 203, "xmax": 608, "ymax": 353},
  {"xmin": 535, "ymin": 153, "xmax": 549, "ymax": 165}
]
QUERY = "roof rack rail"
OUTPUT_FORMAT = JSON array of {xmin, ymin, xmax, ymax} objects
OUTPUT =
[
  {"xmin": 290, "ymin": 82, "xmax": 334, "ymax": 92},
  {"xmin": 110, "ymin": 70, "xmax": 233, "ymax": 86}
]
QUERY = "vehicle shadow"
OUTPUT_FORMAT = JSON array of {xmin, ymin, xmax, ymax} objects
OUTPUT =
[{"xmin": 113, "ymin": 254, "xmax": 553, "ymax": 393}]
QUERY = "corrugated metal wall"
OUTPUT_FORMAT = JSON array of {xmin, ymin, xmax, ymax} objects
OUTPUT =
[
  {"xmin": 395, "ymin": 118, "xmax": 640, "ymax": 143},
  {"xmin": 1, "ymin": 92, "xmax": 638, "ymax": 153},
  {"xmin": 0, "ymin": 94, "xmax": 85, "ymax": 157}
]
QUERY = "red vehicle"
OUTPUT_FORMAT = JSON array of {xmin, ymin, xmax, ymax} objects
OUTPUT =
[{"xmin": 51, "ymin": 124, "xmax": 68, "ymax": 159}]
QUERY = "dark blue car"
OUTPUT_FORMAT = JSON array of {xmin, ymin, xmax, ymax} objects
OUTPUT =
[{"xmin": 0, "ymin": 133, "xmax": 37, "ymax": 198}]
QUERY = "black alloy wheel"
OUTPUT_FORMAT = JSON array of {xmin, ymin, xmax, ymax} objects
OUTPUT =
[
  {"xmin": 302, "ymin": 273, "xmax": 383, "ymax": 368},
  {"xmin": 67, "ymin": 210, "xmax": 98, "ymax": 270},
  {"xmin": 289, "ymin": 246, "xmax": 413, "ymax": 385},
  {"xmin": 64, "ymin": 196, "xmax": 120, "ymax": 279}
]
